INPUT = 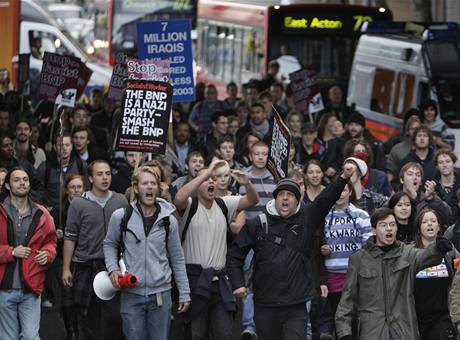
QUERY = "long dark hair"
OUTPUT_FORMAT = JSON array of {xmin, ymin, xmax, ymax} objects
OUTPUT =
[
  {"xmin": 388, "ymin": 191, "xmax": 416, "ymax": 225},
  {"xmin": 414, "ymin": 208, "xmax": 444, "ymax": 249}
]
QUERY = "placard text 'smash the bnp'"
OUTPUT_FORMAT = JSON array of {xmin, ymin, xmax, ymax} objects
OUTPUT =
[{"xmin": 116, "ymin": 80, "xmax": 173, "ymax": 154}]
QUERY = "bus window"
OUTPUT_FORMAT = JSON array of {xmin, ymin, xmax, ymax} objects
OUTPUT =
[
  {"xmin": 269, "ymin": 36, "xmax": 355, "ymax": 82},
  {"xmin": 233, "ymin": 28, "xmax": 244, "ymax": 84},
  {"xmin": 29, "ymin": 31, "xmax": 72, "ymax": 59},
  {"xmin": 216, "ymin": 26, "xmax": 227, "ymax": 79},
  {"xmin": 371, "ymin": 68, "xmax": 395, "ymax": 114},
  {"xmin": 223, "ymin": 27, "xmax": 236, "ymax": 83},
  {"xmin": 437, "ymin": 83, "xmax": 460, "ymax": 128},
  {"xmin": 348, "ymin": 63, "xmax": 375, "ymax": 109},
  {"xmin": 207, "ymin": 25, "xmax": 218, "ymax": 76},
  {"xmin": 242, "ymin": 28, "xmax": 263, "ymax": 80},
  {"xmin": 417, "ymin": 82, "xmax": 430, "ymax": 107},
  {"xmin": 392, "ymin": 72, "xmax": 415, "ymax": 118}
]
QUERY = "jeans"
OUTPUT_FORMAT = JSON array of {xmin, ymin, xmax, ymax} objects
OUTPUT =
[
  {"xmin": 0, "ymin": 289, "xmax": 41, "ymax": 340},
  {"xmin": 306, "ymin": 300, "xmax": 312, "ymax": 340},
  {"xmin": 120, "ymin": 290, "xmax": 172, "ymax": 340},
  {"xmin": 242, "ymin": 250, "xmax": 256, "ymax": 334},
  {"xmin": 242, "ymin": 292, "xmax": 256, "ymax": 334}
]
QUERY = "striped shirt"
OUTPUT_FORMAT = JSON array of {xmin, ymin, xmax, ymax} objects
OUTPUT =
[
  {"xmin": 239, "ymin": 167, "xmax": 276, "ymax": 220},
  {"xmin": 324, "ymin": 204, "xmax": 372, "ymax": 273}
]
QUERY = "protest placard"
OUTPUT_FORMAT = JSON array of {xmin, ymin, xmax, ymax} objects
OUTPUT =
[
  {"xmin": 17, "ymin": 54, "xmax": 30, "ymax": 96},
  {"xmin": 38, "ymin": 52, "xmax": 91, "ymax": 105},
  {"xmin": 115, "ymin": 79, "xmax": 173, "ymax": 154},
  {"xmin": 107, "ymin": 53, "xmax": 128, "ymax": 105},
  {"xmin": 289, "ymin": 68, "xmax": 323, "ymax": 122},
  {"xmin": 127, "ymin": 58, "xmax": 170, "ymax": 82},
  {"xmin": 267, "ymin": 108, "xmax": 291, "ymax": 182},
  {"xmin": 137, "ymin": 19, "xmax": 195, "ymax": 102}
]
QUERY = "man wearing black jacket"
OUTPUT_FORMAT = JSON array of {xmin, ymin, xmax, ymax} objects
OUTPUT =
[{"xmin": 227, "ymin": 161, "xmax": 357, "ymax": 340}]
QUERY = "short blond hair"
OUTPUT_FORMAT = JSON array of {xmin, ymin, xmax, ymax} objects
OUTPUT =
[{"xmin": 131, "ymin": 166, "xmax": 160, "ymax": 188}]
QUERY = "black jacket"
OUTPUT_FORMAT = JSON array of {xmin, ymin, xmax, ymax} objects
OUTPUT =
[
  {"xmin": 110, "ymin": 164, "xmax": 133, "ymax": 195},
  {"xmin": 227, "ymin": 176, "xmax": 347, "ymax": 307}
]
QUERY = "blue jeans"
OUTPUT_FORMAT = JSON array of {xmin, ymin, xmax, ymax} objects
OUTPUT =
[
  {"xmin": 0, "ymin": 289, "xmax": 41, "ymax": 340},
  {"xmin": 120, "ymin": 290, "xmax": 172, "ymax": 340},
  {"xmin": 306, "ymin": 300, "xmax": 312, "ymax": 340},
  {"xmin": 242, "ymin": 250, "xmax": 256, "ymax": 334}
]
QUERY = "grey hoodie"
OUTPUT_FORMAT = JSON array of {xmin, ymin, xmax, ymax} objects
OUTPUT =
[{"xmin": 103, "ymin": 199, "xmax": 190, "ymax": 302}]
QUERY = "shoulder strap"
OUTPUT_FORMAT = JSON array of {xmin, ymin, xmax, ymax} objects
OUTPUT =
[
  {"xmin": 215, "ymin": 197, "xmax": 234, "ymax": 246},
  {"xmin": 162, "ymin": 216, "xmax": 170, "ymax": 252},
  {"xmin": 119, "ymin": 205, "xmax": 134, "ymax": 258},
  {"xmin": 259, "ymin": 213, "xmax": 268, "ymax": 234},
  {"xmin": 214, "ymin": 197, "xmax": 229, "ymax": 227},
  {"xmin": 181, "ymin": 196, "xmax": 199, "ymax": 244}
]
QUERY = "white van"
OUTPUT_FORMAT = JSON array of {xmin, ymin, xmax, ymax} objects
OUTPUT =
[
  {"xmin": 347, "ymin": 23, "xmax": 460, "ymax": 153},
  {"xmin": 21, "ymin": 0, "xmax": 111, "ymax": 90}
]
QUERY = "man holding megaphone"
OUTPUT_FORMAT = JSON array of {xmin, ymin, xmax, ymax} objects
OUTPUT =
[{"xmin": 103, "ymin": 165, "xmax": 190, "ymax": 340}]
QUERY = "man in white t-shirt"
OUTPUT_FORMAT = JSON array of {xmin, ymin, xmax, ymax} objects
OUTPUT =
[{"xmin": 174, "ymin": 158, "xmax": 259, "ymax": 340}]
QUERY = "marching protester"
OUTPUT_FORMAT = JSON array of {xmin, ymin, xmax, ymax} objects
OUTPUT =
[
  {"xmin": 0, "ymin": 167, "xmax": 57, "ymax": 340},
  {"xmin": 103, "ymin": 165, "xmax": 190, "ymax": 340},
  {"xmin": 174, "ymin": 158, "xmax": 259, "ymax": 339},
  {"xmin": 319, "ymin": 180, "xmax": 372, "ymax": 338},
  {"xmin": 388, "ymin": 191, "xmax": 417, "ymax": 244},
  {"xmin": 49, "ymin": 174, "xmax": 86, "ymax": 339},
  {"xmin": 335, "ymin": 208, "xmax": 453, "ymax": 340},
  {"xmin": 63, "ymin": 160, "xmax": 129, "ymax": 339},
  {"xmin": 227, "ymin": 160, "xmax": 357, "ymax": 340},
  {"xmin": 303, "ymin": 159, "xmax": 326, "ymax": 204},
  {"xmin": 413, "ymin": 208, "xmax": 457, "ymax": 340}
]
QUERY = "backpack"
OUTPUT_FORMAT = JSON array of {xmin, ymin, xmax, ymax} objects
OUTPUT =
[
  {"xmin": 119, "ymin": 205, "xmax": 179, "ymax": 303},
  {"xmin": 256, "ymin": 213, "xmax": 305, "ymax": 254},
  {"xmin": 181, "ymin": 196, "xmax": 233, "ymax": 245}
]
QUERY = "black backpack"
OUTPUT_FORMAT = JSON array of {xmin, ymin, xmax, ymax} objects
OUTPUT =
[
  {"xmin": 119, "ymin": 205, "xmax": 180, "ymax": 303},
  {"xmin": 181, "ymin": 196, "xmax": 233, "ymax": 245}
]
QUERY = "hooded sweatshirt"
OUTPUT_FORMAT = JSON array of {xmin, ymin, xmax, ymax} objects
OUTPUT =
[{"xmin": 104, "ymin": 199, "xmax": 190, "ymax": 302}]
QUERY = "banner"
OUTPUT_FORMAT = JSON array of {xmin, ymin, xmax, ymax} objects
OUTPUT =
[
  {"xmin": 17, "ymin": 54, "xmax": 30, "ymax": 96},
  {"xmin": 107, "ymin": 52, "xmax": 128, "ymax": 105},
  {"xmin": 267, "ymin": 108, "xmax": 291, "ymax": 182},
  {"xmin": 127, "ymin": 58, "xmax": 170, "ymax": 82},
  {"xmin": 115, "ymin": 79, "xmax": 173, "ymax": 154},
  {"xmin": 77, "ymin": 62, "xmax": 92, "ymax": 99},
  {"xmin": 38, "ymin": 52, "xmax": 91, "ymax": 105},
  {"xmin": 289, "ymin": 68, "xmax": 323, "ymax": 122},
  {"xmin": 137, "ymin": 19, "xmax": 195, "ymax": 102}
]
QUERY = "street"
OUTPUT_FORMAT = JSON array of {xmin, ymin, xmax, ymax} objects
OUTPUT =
[{"xmin": 39, "ymin": 303, "xmax": 242, "ymax": 339}]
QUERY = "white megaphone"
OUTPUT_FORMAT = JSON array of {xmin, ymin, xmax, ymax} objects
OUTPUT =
[{"xmin": 93, "ymin": 259, "xmax": 134, "ymax": 301}]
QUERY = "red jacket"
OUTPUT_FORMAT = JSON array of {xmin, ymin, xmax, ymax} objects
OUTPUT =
[{"xmin": 0, "ymin": 203, "xmax": 57, "ymax": 295}]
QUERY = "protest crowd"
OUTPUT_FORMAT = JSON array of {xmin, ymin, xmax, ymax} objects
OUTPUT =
[{"xmin": 2, "ymin": 60, "xmax": 460, "ymax": 340}]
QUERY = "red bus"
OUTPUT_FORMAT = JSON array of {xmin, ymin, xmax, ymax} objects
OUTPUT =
[
  {"xmin": 196, "ymin": 0, "xmax": 392, "ymax": 92},
  {"xmin": 107, "ymin": 0, "xmax": 197, "ymax": 66}
]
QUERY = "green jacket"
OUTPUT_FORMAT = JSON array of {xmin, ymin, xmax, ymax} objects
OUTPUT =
[
  {"xmin": 335, "ymin": 237, "xmax": 445, "ymax": 340},
  {"xmin": 450, "ymin": 265, "xmax": 460, "ymax": 326}
]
